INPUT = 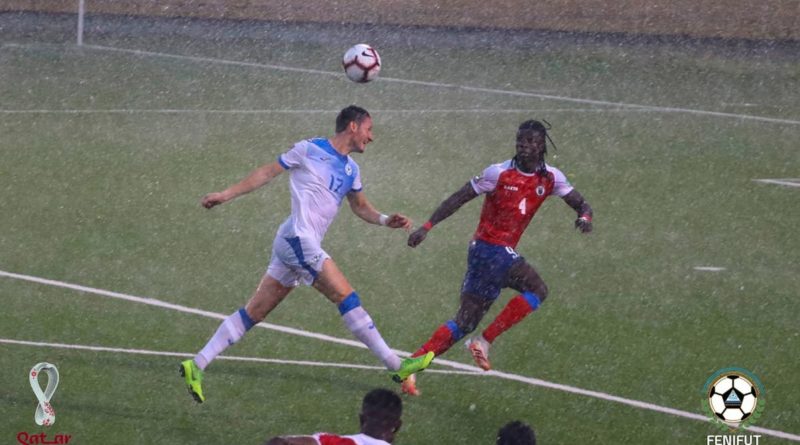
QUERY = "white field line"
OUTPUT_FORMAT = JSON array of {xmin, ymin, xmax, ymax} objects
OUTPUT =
[
  {"xmin": 0, "ymin": 108, "xmax": 644, "ymax": 114},
  {"xmin": 9, "ymin": 42, "xmax": 789, "ymax": 127},
  {"xmin": 2, "ymin": 270, "xmax": 799, "ymax": 441},
  {"xmin": 693, "ymin": 267, "xmax": 727, "ymax": 272},
  {"xmin": 753, "ymin": 179, "xmax": 800, "ymax": 188},
  {"xmin": 0, "ymin": 270, "xmax": 374, "ymax": 352},
  {"xmin": 5, "ymin": 42, "xmax": 799, "ymax": 125},
  {"xmin": 0, "ymin": 338, "xmax": 478, "ymax": 376}
]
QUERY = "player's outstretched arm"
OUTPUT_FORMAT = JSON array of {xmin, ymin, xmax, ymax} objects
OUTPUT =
[
  {"xmin": 562, "ymin": 189, "xmax": 593, "ymax": 233},
  {"xmin": 408, "ymin": 182, "xmax": 478, "ymax": 247},
  {"xmin": 346, "ymin": 191, "xmax": 412, "ymax": 230},
  {"xmin": 201, "ymin": 162, "xmax": 285, "ymax": 209}
]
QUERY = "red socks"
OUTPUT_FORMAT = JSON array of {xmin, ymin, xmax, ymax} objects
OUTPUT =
[
  {"xmin": 412, "ymin": 292, "xmax": 540, "ymax": 357},
  {"xmin": 412, "ymin": 323, "xmax": 460, "ymax": 357},
  {"xmin": 482, "ymin": 295, "xmax": 536, "ymax": 343}
]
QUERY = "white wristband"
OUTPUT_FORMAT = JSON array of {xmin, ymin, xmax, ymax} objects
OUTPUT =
[{"xmin": 378, "ymin": 214, "xmax": 389, "ymax": 226}]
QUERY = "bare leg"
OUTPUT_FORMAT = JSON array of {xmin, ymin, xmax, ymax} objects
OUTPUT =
[
  {"xmin": 245, "ymin": 273, "xmax": 294, "ymax": 322},
  {"xmin": 311, "ymin": 258, "xmax": 354, "ymax": 304},
  {"xmin": 506, "ymin": 260, "xmax": 548, "ymax": 301},
  {"xmin": 195, "ymin": 273, "xmax": 293, "ymax": 370},
  {"xmin": 313, "ymin": 258, "xmax": 401, "ymax": 370},
  {"xmin": 411, "ymin": 292, "xmax": 493, "ymax": 358},
  {"xmin": 454, "ymin": 293, "xmax": 495, "ymax": 333},
  {"xmin": 480, "ymin": 259, "xmax": 547, "ymax": 345}
]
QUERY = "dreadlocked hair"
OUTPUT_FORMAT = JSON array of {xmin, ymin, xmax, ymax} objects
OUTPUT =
[{"xmin": 517, "ymin": 119, "xmax": 556, "ymax": 176}]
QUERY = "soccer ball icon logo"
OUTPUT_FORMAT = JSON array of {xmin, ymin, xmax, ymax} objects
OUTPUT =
[{"xmin": 704, "ymin": 369, "xmax": 763, "ymax": 428}]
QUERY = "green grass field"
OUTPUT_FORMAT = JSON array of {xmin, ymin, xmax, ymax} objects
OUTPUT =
[{"xmin": 1, "ymin": 12, "xmax": 799, "ymax": 444}]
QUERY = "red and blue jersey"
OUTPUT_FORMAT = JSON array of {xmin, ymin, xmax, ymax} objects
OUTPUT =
[{"xmin": 470, "ymin": 160, "xmax": 573, "ymax": 248}]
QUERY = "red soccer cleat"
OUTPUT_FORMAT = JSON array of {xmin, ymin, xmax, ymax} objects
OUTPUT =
[
  {"xmin": 465, "ymin": 336, "xmax": 492, "ymax": 371},
  {"xmin": 400, "ymin": 374, "xmax": 421, "ymax": 396}
]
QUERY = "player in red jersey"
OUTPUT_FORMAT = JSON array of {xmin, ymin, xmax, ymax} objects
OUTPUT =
[
  {"xmin": 264, "ymin": 388, "xmax": 402, "ymax": 445},
  {"xmin": 402, "ymin": 120, "xmax": 593, "ymax": 395}
]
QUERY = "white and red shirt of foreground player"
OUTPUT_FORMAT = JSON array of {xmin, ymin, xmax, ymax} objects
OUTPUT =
[{"xmin": 311, "ymin": 432, "xmax": 390, "ymax": 445}]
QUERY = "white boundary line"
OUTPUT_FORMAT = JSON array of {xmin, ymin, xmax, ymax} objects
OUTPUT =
[
  {"xmin": 0, "ymin": 108, "xmax": 646, "ymax": 115},
  {"xmin": 6, "ymin": 43, "xmax": 797, "ymax": 126},
  {"xmin": 1, "ymin": 269, "xmax": 798, "ymax": 441},
  {"xmin": 753, "ymin": 179, "xmax": 800, "ymax": 188},
  {"xmin": 693, "ymin": 267, "xmax": 727, "ymax": 272},
  {"xmin": 0, "ymin": 338, "xmax": 478, "ymax": 376},
  {"xmin": 80, "ymin": 44, "xmax": 800, "ymax": 126}
]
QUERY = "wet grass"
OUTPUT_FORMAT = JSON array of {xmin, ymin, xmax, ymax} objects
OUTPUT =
[{"xmin": 1, "ymin": 13, "xmax": 799, "ymax": 444}]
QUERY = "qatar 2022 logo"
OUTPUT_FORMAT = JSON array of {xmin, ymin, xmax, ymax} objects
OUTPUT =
[{"xmin": 702, "ymin": 367, "xmax": 765, "ymax": 431}]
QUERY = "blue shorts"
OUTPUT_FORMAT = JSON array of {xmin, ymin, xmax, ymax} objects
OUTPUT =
[{"xmin": 461, "ymin": 239, "xmax": 524, "ymax": 300}]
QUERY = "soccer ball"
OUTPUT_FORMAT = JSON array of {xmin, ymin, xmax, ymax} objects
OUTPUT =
[
  {"xmin": 708, "ymin": 374, "xmax": 759, "ymax": 426},
  {"xmin": 342, "ymin": 44, "xmax": 381, "ymax": 83}
]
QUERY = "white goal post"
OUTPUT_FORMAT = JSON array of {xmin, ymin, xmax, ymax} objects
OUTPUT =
[{"xmin": 77, "ymin": 0, "xmax": 85, "ymax": 45}]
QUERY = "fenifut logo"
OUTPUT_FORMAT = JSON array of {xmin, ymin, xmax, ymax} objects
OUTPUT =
[{"xmin": 702, "ymin": 367, "xmax": 765, "ymax": 431}]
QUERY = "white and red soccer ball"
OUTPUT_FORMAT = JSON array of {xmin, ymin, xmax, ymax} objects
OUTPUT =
[{"xmin": 342, "ymin": 44, "xmax": 381, "ymax": 83}]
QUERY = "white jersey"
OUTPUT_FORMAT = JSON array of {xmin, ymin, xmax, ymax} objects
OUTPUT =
[{"xmin": 276, "ymin": 138, "xmax": 362, "ymax": 244}]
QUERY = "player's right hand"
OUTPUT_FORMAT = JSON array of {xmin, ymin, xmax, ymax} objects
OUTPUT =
[
  {"xmin": 407, "ymin": 227, "xmax": 429, "ymax": 247},
  {"xmin": 575, "ymin": 216, "xmax": 592, "ymax": 233},
  {"xmin": 201, "ymin": 192, "xmax": 226, "ymax": 209}
]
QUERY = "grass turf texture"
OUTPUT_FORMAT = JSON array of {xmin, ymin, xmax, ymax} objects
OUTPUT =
[{"xmin": 1, "ymin": 12, "xmax": 798, "ymax": 444}]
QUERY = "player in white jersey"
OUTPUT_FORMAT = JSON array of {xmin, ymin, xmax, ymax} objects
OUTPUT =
[
  {"xmin": 180, "ymin": 106, "xmax": 434, "ymax": 403},
  {"xmin": 265, "ymin": 388, "xmax": 403, "ymax": 445}
]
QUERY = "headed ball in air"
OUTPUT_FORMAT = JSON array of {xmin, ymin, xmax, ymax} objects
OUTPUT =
[{"xmin": 342, "ymin": 44, "xmax": 381, "ymax": 83}]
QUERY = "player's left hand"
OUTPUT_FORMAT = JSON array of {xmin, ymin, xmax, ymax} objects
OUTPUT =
[
  {"xmin": 407, "ymin": 226, "xmax": 428, "ymax": 247},
  {"xmin": 386, "ymin": 214, "xmax": 413, "ymax": 231},
  {"xmin": 575, "ymin": 216, "xmax": 592, "ymax": 233}
]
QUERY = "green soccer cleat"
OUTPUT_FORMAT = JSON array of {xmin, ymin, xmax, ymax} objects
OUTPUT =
[
  {"xmin": 391, "ymin": 351, "xmax": 434, "ymax": 383},
  {"xmin": 179, "ymin": 359, "xmax": 205, "ymax": 403}
]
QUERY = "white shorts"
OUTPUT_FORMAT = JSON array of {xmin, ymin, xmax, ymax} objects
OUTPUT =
[{"xmin": 266, "ymin": 235, "xmax": 330, "ymax": 287}]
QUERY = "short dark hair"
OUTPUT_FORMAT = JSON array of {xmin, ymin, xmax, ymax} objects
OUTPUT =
[
  {"xmin": 336, "ymin": 105, "xmax": 371, "ymax": 133},
  {"xmin": 496, "ymin": 420, "xmax": 536, "ymax": 445},
  {"xmin": 361, "ymin": 388, "xmax": 402, "ymax": 421}
]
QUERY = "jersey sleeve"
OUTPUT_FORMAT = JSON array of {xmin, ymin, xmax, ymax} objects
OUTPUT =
[
  {"xmin": 470, "ymin": 164, "xmax": 502, "ymax": 194},
  {"xmin": 350, "ymin": 161, "xmax": 362, "ymax": 192},
  {"xmin": 313, "ymin": 433, "xmax": 358, "ymax": 445},
  {"xmin": 278, "ymin": 141, "xmax": 307, "ymax": 170},
  {"xmin": 547, "ymin": 165, "xmax": 574, "ymax": 197}
]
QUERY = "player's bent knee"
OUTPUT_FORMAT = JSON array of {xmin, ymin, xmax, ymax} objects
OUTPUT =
[
  {"xmin": 523, "ymin": 279, "xmax": 548, "ymax": 301},
  {"xmin": 536, "ymin": 284, "xmax": 549, "ymax": 301}
]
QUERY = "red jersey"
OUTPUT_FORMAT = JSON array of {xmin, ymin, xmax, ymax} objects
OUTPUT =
[
  {"xmin": 470, "ymin": 160, "xmax": 573, "ymax": 248},
  {"xmin": 311, "ymin": 433, "xmax": 390, "ymax": 445}
]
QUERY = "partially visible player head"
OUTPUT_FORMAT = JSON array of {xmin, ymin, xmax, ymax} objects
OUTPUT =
[
  {"xmin": 515, "ymin": 120, "xmax": 552, "ymax": 175},
  {"xmin": 359, "ymin": 388, "xmax": 403, "ymax": 443},
  {"xmin": 335, "ymin": 105, "xmax": 373, "ymax": 154},
  {"xmin": 496, "ymin": 420, "xmax": 536, "ymax": 445}
]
